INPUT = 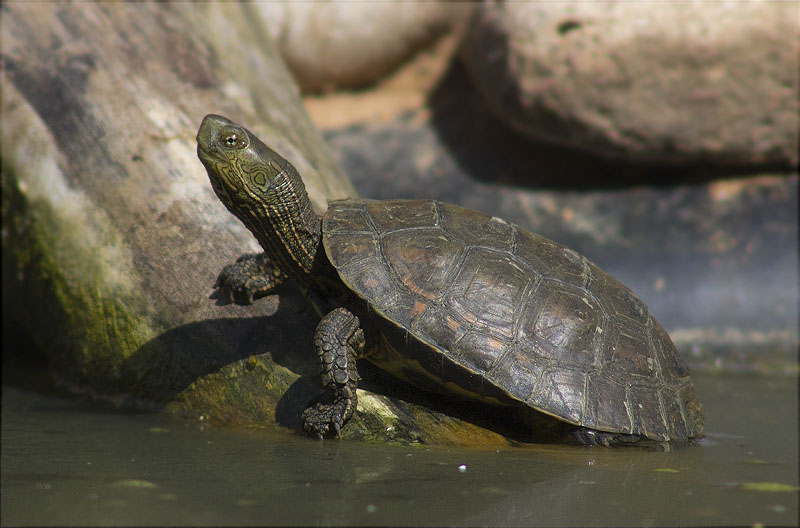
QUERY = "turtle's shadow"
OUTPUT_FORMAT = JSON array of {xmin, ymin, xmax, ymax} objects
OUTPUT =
[
  {"xmin": 121, "ymin": 283, "xmax": 552, "ymax": 442},
  {"xmin": 120, "ymin": 283, "xmax": 321, "ymax": 425}
]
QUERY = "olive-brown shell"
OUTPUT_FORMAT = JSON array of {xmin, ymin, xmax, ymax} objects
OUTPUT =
[{"xmin": 322, "ymin": 199, "xmax": 703, "ymax": 442}]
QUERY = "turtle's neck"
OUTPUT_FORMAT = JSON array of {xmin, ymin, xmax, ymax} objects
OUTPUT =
[
  {"xmin": 245, "ymin": 155, "xmax": 322, "ymax": 287},
  {"xmin": 197, "ymin": 113, "xmax": 342, "ymax": 295}
]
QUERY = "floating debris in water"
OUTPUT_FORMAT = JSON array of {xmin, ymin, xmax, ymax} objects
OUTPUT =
[
  {"xmin": 740, "ymin": 482, "xmax": 800, "ymax": 493},
  {"xmin": 110, "ymin": 479, "xmax": 158, "ymax": 489}
]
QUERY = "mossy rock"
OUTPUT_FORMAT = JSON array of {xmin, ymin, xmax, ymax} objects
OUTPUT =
[{"xmin": 1, "ymin": 2, "xmax": 512, "ymax": 448}]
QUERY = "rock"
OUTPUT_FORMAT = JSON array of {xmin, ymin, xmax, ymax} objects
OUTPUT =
[
  {"xmin": 2, "ymin": 2, "xmax": 508, "ymax": 447},
  {"xmin": 461, "ymin": 1, "xmax": 799, "ymax": 168},
  {"xmin": 255, "ymin": 1, "xmax": 471, "ymax": 92},
  {"xmin": 1, "ymin": 0, "xmax": 350, "ymax": 414}
]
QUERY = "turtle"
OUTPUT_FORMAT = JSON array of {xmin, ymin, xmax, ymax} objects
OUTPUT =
[{"xmin": 196, "ymin": 114, "xmax": 704, "ymax": 446}]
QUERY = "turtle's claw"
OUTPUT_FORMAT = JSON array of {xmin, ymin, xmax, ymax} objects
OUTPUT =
[
  {"xmin": 213, "ymin": 253, "xmax": 286, "ymax": 305},
  {"xmin": 301, "ymin": 399, "xmax": 353, "ymax": 439}
]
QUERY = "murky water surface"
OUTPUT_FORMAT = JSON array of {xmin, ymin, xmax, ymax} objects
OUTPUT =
[{"xmin": 2, "ymin": 372, "xmax": 797, "ymax": 526}]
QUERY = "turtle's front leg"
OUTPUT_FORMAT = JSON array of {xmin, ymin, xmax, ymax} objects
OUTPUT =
[
  {"xmin": 301, "ymin": 307, "xmax": 365, "ymax": 438},
  {"xmin": 215, "ymin": 253, "xmax": 287, "ymax": 305}
]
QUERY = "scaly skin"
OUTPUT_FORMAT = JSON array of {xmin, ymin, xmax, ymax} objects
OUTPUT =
[
  {"xmin": 197, "ymin": 115, "xmax": 323, "ymax": 287},
  {"xmin": 214, "ymin": 253, "xmax": 287, "ymax": 305},
  {"xmin": 301, "ymin": 308, "xmax": 364, "ymax": 437},
  {"xmin": 197, "ymin": 114, "xmax": 361, "ymax": 437}
]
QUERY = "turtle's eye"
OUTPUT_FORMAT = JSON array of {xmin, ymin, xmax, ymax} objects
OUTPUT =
[{"xmin": 221, "ymin": 132, "xmax": 246, "ymax": 149}]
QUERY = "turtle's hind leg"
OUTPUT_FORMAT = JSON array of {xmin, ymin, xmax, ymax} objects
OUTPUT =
[{"xmin": 301, "ymin": 308, "xmax": 365, "ymax": 438}]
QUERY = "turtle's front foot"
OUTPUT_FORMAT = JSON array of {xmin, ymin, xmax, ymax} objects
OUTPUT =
[
  {"xmin": 301, "ymin": 394, "xmax": 357, "ymax": 439},
  {"xmin": 215, "ymin": 253, "xmax": 286, "ymax": 305},
  {"xmin": 302, "ymin": 307, "xmax": 364, "ymax": 438}
]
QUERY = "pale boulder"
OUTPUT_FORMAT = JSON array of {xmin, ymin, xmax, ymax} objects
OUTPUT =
[
  {"xmin": 256, "ymin": 1, "xmax": 471, "ymax": 92},
  {"xmin": 461, "ymin": 1, "xmax": 798, "ymax": 167}
]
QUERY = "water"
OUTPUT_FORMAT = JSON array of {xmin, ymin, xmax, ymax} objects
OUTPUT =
[{"xmin": 2, "ymin": 371, "xmax": 797, "ymax": 526}]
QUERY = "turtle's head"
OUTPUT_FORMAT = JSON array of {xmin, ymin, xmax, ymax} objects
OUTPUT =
[
  {"xmin": 196, "ymin": 114, "xmax": 322, "ymax": 280},
  {"xmin": 197, "ymin": 114, "xmax": 296, "ymax": 217}
]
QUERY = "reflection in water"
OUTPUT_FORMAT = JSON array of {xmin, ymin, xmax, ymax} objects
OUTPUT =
[{"xmin": 1, "ymin": 373, "xmax": 797, "ymax": 526}]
